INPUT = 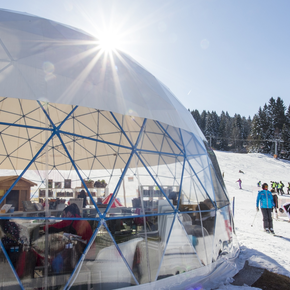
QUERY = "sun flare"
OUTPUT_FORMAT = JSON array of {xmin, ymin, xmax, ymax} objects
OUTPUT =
[{"xmin": 98, "ymin": 30, "xmax": 120, "ymax": 52}]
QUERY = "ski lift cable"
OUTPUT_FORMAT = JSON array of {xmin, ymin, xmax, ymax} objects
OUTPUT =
[{"xmin": 205, "ymin": 136, "xmax": 286, "ymax": 143}]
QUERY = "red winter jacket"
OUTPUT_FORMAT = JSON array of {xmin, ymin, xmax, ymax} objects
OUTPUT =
[{"xmin": 44, "ymin": 214, "xmax": 93, "ymax": 243}]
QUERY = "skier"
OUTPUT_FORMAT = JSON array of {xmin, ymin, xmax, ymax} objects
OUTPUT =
[
  {"xmin": 256, "ymin": 183, "xmax": 275, "ymax": 234},
  {"xmin": 279, "ymin": 181, "xmax": 284, "ymax": 195},
  {"xmin": 257, "ymin": 181, "xmax": 261, "ymax": 187},
  {"xmin": 287, "ymin": 182, "xmax": 290, "ymax": 194},
  {"xmin": 271, "ymin": 181, "xmax": 276, "ymax": 192},
  {"xmin": 236, "ymin": 178, "xmax": 242, "ymax": 189},
  {"xmin": 275, "ymin": 181, "xmax": 279, "ymax": 192},
  {"xmin": 277, "ymin": 182, "xmax": 282, "ymax": 195}
]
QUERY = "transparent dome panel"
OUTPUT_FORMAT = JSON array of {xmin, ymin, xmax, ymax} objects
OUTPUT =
[
  {"xmin": 0, "ymin": 124, "xmax": 50, "ymax": 171},
  {"xmin": 179, "ymin": 213, "xmax": 214, "ymax": 266},
  {"xmin": 180, "ymin": 129, "xmax": 206, "ymax": 157},
  {"xmin": 0, "ymin": 98, "xmax": 47, "ymax": 128},
  {"xmin": 209, "ymin": 165, "xmax": 229, "ymax": 208},
  {"xmin": 187, "ymin": 154, "xmax": 210, "ymax": 176},
  {"xmin": 157, "ymin": 215, "xmax": 202, "ymax": 280},
  {"xmin": 85, "ymin": 223, "xmax": 139, "ymax": 289},
  {"xmin": 60, "ymin": 108, "xmax": 133, "ymax": 149},
  {"xmin": 179, "ymin": 161, "xmax": 214, "ymax": 212},
  {"xmin": 112, "ymin": 113, "xmax": 144, "ymax": 146},
  {"xmin": 136, "ymin": 152, "xmax": 183, "ymax": 210},
  {"xmin": 0, "ymin": 237, "xmax": 22, "ymax": 289},
  {"xmin": 60, "ymin": 134, "xmax": 132, "ymax": 172},
  {"xmin": 187, "ymin": 155, "xmax": 216, "ymax": 203},
  {"xmin": 204, "ymin": 142, "xmax": 225, "ymax": 188},
  {"xmin": 137, "ymin": 119, "xmax": 183, "ymax": 155},
  {"xmin": 105, "ymin": 153, "xmax": 175, "ymax": 217},
  {"xmin": 157, "ymin": 122, "xmax": 184, "ymax": 152},
  {"xmin": 212, "ymin": 206, "xmax": 233, "ymax": 262}
]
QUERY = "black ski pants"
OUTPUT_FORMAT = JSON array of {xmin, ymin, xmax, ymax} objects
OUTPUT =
[{"xmin": 261, "ymin": 208, "xmax": 273, "ymax": 229}]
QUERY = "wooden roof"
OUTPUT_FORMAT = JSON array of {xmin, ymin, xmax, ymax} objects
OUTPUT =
[{"xmin": 0, "ymin": 176, "xmax": 37, "ymax": 187}]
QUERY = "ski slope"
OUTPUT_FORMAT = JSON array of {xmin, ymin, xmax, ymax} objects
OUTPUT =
[{"xmin": 214, "ymin": 151, "xmax": 290, "ymax": 289}]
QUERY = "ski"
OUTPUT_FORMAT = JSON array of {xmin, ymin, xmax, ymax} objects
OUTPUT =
[
  {"xmin": 259, "ymin": 230, "xmax": 278, "ymax": 236},
  {"xmin": 275, "ymin": 218, "xmax": 290, "ymax": 223},
  {"xmin": 259, "ymin": 229, "xmax": 285, "ymax": 238},
  {"xmin": 273, "ymin": 234, "xmax": 283, "ymax": 238},
  {"xmin": 259, "ymin": 229, "xmax": 272, "ymax": 234}
]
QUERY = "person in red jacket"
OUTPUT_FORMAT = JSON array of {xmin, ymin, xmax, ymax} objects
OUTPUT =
[
  {"xmin": 43, "ymin": 203, "xmax": 92, "ymax": 243},
  {"xmin": 42, "ymin": 203, "xmax": 93, "ymax": 273}
]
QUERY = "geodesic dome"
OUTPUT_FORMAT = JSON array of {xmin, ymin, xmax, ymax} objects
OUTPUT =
[{"xmin": 0, "ymin": 9, "xmax": 239, "ymax": 290}]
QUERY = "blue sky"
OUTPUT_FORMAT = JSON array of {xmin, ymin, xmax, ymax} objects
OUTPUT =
[{"xmin": 1, "ymin": 0, "xmax": 290, "ymax": 118}]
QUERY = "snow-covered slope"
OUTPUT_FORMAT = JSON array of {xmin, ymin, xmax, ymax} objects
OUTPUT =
[{"xmin": 214, "ymin": 151, "xmax": 290, "ymax": 289}]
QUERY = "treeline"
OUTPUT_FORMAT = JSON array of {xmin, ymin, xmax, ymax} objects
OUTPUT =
[{"xmin": 191, "ymin": 97, "xmax": 290, "ymax": 159}]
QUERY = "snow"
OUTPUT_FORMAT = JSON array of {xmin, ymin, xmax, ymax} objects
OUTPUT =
[{"xmin": 213, "ymin": 151, "xmax": 290, "ymax": 290}]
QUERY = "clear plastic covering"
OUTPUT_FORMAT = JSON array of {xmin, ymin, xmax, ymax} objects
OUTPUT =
[{"xmin": 0, "ymin": 98, "xmax": 239, "ymax": 289}]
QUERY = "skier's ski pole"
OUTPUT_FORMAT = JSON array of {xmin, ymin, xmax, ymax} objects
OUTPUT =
[{"xmin": 251, "ymin": 211, "xmax": 258, "ymax": 227}]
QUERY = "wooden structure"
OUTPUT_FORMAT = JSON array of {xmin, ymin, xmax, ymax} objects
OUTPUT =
[{"xmin": 0, "ymin": 176, "xmax": 37, "ymax": 211}]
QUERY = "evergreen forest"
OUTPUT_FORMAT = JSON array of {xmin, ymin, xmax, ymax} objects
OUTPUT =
[{"xmin": 191, "ymin": 97, "xmax": 290, "ymax": 160}]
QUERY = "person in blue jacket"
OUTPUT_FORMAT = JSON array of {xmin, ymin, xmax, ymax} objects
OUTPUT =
[{"xmin": 256, "ymin": 183, "xmax": 275, "ymax": 234}]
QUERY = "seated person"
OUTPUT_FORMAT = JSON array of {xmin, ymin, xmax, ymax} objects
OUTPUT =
[
  {"xmin": 168, "ymin": 191, "xmax": 178, "ymax": 205},
  {"xmin": 40, "ymin": 204, "xmax": 93, "ymax": 273},
  {"xmin": 77, "ymin": 190, "xmax": 87, "ymax": 208},
  {"xmin": 43, "ymin": 203, "xmax": 92, "ymax": 244},
  {"xmin": 0, "ymin": 219, "xmax": 36, "ymax": 279},
  {"xmin": 193, "ymin": 199, "xmax": 215, "ymax": 235}
]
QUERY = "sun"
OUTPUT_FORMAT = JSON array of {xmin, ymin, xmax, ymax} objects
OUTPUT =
[{"xmin": 98, "ymin": 29, "xmax": 120, "ymax": 52}]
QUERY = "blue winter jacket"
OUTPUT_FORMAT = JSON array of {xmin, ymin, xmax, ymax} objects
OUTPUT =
[{"xmin": 256, "ymin": 189, "xmax": 275, "ymax": 209}]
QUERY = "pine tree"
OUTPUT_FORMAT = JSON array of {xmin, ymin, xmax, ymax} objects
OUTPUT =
[
  {"xmin": 211, "ymin": 111, "xmax": 220, "ymax": 147},
  {"xmin": 205, "ymin": 112, "xmax": 215, "ymax": 144},
  {"xmin": 241, "ymin": 116, "xmax": 251, "ymax": 149},
  {"xmin": 191, "ymin": 110, "xmax": 201, "ymax": 128},
  {"xmin": 218, "ymin": 111, "xmax": 228, "ymax": 151},
  {"xmin": 225, "ymin": 112, "xmax": 233, "ymax": 148},
  {"xmin": 267, "ymin": 97, "xmax": 286, "ymax": 138},
  {"xmin": 285, "ymin": 105, "xmax": 290, "ymax": 125},
  {"xmin": 281, "ymin": 105, "xmax": 290, "ymax": 159},
  {"xmin": 231, "ymin": 114, "xmax": 243, "ymax": 151},
  {"xmin": 250, "ymin": 113, "xmax": 262, "ymax": 152},
  {"xmin": 281, "ymin": 124, "xmax": 290, "ymax": 159},
  {"xmin": 273, "ymin": 97, "xmax": 286, "ymax": 132},
  {"xmin": 249, "ymin": 106, "xmax": 269, "ymax": 152},
  {"xmin": 242, "ymin": 116, "xmax": 251, "ymax": 139},
  {"xmin": 203, "ymin": 111, "xmax": 219, "ymax": 147},
  {"xmin": 199, "ymin": 110, "xmax": 207, "ymax": 132},
  {"xmin": 261, "ymin": 104, "xmax": 274, "ymax": 153}
]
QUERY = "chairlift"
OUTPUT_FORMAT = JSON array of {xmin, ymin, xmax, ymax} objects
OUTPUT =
[{"xmin": 281, "ymin": 150, "xmax": 287, "ymax": 154}]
